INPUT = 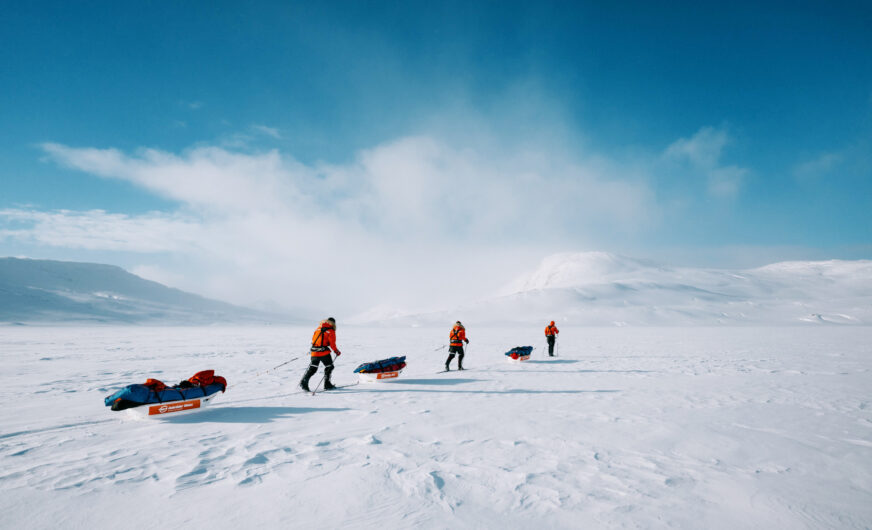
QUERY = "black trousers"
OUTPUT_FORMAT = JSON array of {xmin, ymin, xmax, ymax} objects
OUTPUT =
[
  {"xmin": 547, "ymin": 336, "xmax": 556, "ymax": 356},
  {"xmin": 302, "ymin": 354, "xmax": 334, "ymax": 382},
  {"xmin": 446, "ymin": 345, "xmax": 464, "ymax": 368}
]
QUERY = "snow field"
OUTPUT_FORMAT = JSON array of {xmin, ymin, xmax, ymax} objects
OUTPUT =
[{"xmin": 1, "ymin": 326, "xmax": 871, "ymax": 529}]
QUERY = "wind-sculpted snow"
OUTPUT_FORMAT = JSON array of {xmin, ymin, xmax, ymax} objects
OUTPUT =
[{"xmin": 1, "ymin": 326, "xmax": 870, "ymax": 528}]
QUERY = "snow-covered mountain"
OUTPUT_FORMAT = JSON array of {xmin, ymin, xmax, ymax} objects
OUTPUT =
[
  {"xmin": 358, "ymin": 252, "xmax": 872, "ymax": 326},
  {"xmin": 0, "ymin": 258, "xmax": 283, "ymax": 324}
]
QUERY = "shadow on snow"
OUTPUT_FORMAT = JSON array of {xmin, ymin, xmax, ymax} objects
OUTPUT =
[
  {"xmin": 162, "ymin": 406, "xmax": 351, "ymax": 424},
  {"xmin": 384, "ymin": 378, "xmax": 482, "ymax": 386},
  {"xmin": 525, "ymin": 359, "xmax": 579, "ymax": 364},
  {"xmin": 338, "ymin": 389, "xmax": 620, "ymax": 395},
  {"xmin": 488, "ymin": 369, "xmax": 655, "ymax": 374}
]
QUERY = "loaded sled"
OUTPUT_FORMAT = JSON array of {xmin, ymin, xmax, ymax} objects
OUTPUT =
[
  {"xmin": 353, "ymin": 356, "xmax": 406, "ymax": 382},
  {"xmin": 505, "ymin": 346, "xmax": 533, "ymax": 362},
  {"xmin": 103, "ymin": 370, "xmax": 227, "ymax": 418}
]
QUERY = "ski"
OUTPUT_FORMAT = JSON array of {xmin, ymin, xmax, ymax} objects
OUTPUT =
[{"xmin": 311, "ymin": 381, "xmax": 359, "ymax": 395}]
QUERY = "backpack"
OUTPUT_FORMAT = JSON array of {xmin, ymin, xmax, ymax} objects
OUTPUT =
[
  {"xmin": 188, "ymin": 370, "xmax": 215, "ymax": 386},
  {"xmin": 144, "ymin": 378, "xmax": 167, "ymax": 391}
]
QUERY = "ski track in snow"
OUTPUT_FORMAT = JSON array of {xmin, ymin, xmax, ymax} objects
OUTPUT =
[{"xmin": 1, "ymin": 326, "xmax": 871, "ymax": 529}]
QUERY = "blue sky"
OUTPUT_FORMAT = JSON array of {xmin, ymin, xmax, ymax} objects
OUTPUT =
[{"xmin": 1, "ymin": 1, "xmax": 870, "ymax": 312}]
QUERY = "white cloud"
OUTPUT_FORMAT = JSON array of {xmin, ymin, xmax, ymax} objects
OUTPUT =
[
  {"xmin": 251, "ymin": 125, "xmax": 282, "ymax": 139},
  {"xmin": 39, "ymin": 136, "xmax": 657, "ymax": 242},
  {"xmin": 0, "ymin": 208, "xmax": 203, "ymax": 253},
  {"xmin": 16, "ymin": 134, "xmax": 663, "ymax": 313},
  {"xmin": 40, "ymin": 142, "xmax": 312, "ymax": 213},
  {"xmin": 665, "ymin": 126, "xmax": 728, "ymax": 168},
  {"xmin": 707, "ymin": 166, "xmax": 748, "ymax": 198},
  {"xmin": 793, "ymin": 151, "xmax": 843, "ymax": 181},
  {"xmin": 664, "ymin": 126, "xmax": 747, "ymax": 198},
  {"xmin": 333, "ymin": 136, "xmax": 656, "ymax": 241}
]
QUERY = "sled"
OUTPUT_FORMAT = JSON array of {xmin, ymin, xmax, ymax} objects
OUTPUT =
[
  {"xmin": 354, "ymin": 356, "xmax": 406, "ymax": 382},
  {"xmin": 358, "ymin": 369, "xmax": 404, "ymax": 383},
  {"xmin": 105, "ymin": 370, "xmax": 227, "ymax": 419},
  {"xmin": 504, "ymin": 346, "xmax": 533, "ymax": 363},
  {"xmin": 125, "ymin": 392, "xmax": 221, "ymax": 419}
]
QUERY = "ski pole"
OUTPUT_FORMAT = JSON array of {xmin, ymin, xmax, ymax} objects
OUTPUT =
[
  {"xmin": 312, "ymin": 373, "xmax": 326, "ymax": 393},
  {"xmin": 433, "ymin": 344, "xmax": 447, "ymax": 351},
  {"xmin": 256, "ymin": 356, "xmax": 300, "ymax": 377},
  {"xmin": 227, "ymin": 355, "xmax": 300, "ymax": 390}
]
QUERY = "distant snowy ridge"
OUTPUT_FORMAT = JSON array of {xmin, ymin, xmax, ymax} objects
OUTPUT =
[
  {"xmin": 500, "ymin": 251, "xmax": 666, "ymax": 293},
  {"xmin": 0, "ymin": 257, "xmax": 283, "ymax": 324},
  {"xmin": 356, "ymin": 252, "xmax": 872, "ymax": 326}
]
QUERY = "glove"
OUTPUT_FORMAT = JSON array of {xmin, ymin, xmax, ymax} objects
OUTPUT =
[
  {"xmin": 334, "ymin": 351, "xmax": 341, "ymax": 357},
  {"xmin": 464, "ymin": 339, "xmax": 469, "ymax": 344}
]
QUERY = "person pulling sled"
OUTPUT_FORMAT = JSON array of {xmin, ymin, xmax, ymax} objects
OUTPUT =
[
  {"xmin": 545, "ymin": 320, "xmax": 559, "ymax": 357},
  {"xmin": 300, "ymin": 317, "xmax": 342, "ymax": 391},
  {"xmin": 445, "ymin": 321, "xmax": 469, "ymax": 371}
]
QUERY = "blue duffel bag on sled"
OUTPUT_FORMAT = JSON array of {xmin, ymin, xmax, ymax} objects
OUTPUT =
[
  {"xmin": 354, "ymin": 356, "xmax": 406, "ymax": 382},
  {"xmin": 104, "ymin": 370, "xmax": 227, "ymax": 417},
  {"xmin": 505, "ymin": 346, "xmax": 533, "ymax": 362}
]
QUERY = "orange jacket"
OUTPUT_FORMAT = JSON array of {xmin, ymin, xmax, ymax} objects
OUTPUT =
[
  {"xmin": 449, "ymin": 324, "xmax": 467, "ymax": 346},
  {"xmin": 545, "ymin": 322, "xmax": 559, "ymax": 337},
  {"xmin": 310, "ymin": 320, "xmax": 339, "ymax": 357}
]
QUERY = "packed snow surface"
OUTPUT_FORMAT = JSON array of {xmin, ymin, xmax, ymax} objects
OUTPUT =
[{"xmin": 1, "ymin": 325, "xmax": 871, "ymax": 529}]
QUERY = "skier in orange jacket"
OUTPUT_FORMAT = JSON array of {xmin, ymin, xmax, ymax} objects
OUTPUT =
[
  {"xmin": 545, "ymin": 320, "xmax": 559, "ymax": 357},
  {"xmin": 445, "ymin": 321, "xmax": 469, "ymax": 371},
  {"xmin": 300, "ymin": 317, "xmax": 341, "ymax": 391}
]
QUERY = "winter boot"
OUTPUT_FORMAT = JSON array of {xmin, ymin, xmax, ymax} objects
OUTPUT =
[
  {"xmin": 445, "ymin": 353, "xmax": 454, "ymax": 371},
  {"xmin": 323, "ymin": 366, "xmax": 336, "ymax": 390},
  {"xmin": 300, "ymin": 364, "xmax": 317, "ymax": 392},
  {"xmin": 457, "ymin": 353, "xmax": 464, "ymax": 370}
]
